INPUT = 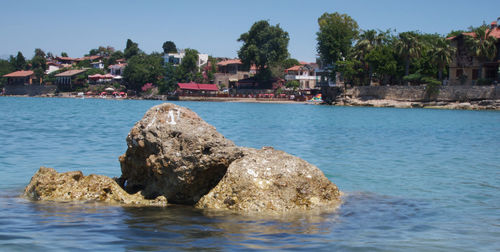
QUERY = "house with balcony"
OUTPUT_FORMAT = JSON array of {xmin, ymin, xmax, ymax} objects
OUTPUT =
[
  {"xmin": 284, "ymin": 63, "xmax": 319, "ymax": 90},
  {"xmin": 163, "ymin": 50, "xmax": 209, "ymax": 68},
  {"xmin": 214, "ymin": 59, "xmax": 253, "ymax": 88},
  {"xmin": 447, "ymin": 19, "xmax": 500, "ymax": 85},
  {"xmin": 108, "ymin": 63, "xmax": 127, "ymax": 76}
]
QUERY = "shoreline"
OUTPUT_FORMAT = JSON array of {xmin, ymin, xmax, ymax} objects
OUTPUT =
[{"xmin": 2, "ymin": 94, "xmax": 500, "ymax": 110}]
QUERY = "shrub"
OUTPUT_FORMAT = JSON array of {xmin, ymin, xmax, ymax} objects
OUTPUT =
[
  {"xmin": 423, "ymin": 77, "xmax": 441, "ymax": 99},
  {"xmin": 476, "ymin": 78, "xmax": 493, "ymax": 86}
]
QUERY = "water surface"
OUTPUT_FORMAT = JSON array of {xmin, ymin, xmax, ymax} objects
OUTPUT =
[{"xmin": 0, "ymin": 97, "xmax": 499, "ymax": 251}]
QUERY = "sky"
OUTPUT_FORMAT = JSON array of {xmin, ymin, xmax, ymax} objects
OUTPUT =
[{"xmin": 0, "ymin": 0, "xmax": 498, "ymax": 62}]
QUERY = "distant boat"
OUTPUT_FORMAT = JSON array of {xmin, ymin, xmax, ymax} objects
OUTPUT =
[{"xmin": 77, "ymin": 92, "xmax": 84, "ymax": 99}]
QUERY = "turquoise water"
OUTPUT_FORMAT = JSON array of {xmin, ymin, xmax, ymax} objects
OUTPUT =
[{"xmin": 0, "ymin": 97, "xmax": 499, "ymax": 251}]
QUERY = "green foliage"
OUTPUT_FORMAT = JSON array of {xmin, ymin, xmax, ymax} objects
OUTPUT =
[
  {"xmin": 162, "ymin": 41, "xmax": 177, "ymax": 54},
  {"xmin": 124, "ymin": 39, "xmax": 140, "ymax": 59},
  {"xmin": 177, "ymin": 48, "xmax": 199, "ymax": 82},
  {"xmin": 285, "ymin": 80, "xmax": 300, "ymax": 90},
  {"xmin": 88, "ymin": 46, "xmax": 115, "ymax": 57},
  {"xmin": 365, "ymin": 44, "xmax": 400, "ymax": 84},
  {"xmin": 104, "ymin": 51, "xmax": 124, "ymax": 67},
  {"xmin": 423, "ymin": 77, "xmax": 442, "ymax": 99},
  {"xmin": 0, "ymin": 59, "xmax": 14, "ymax": 87},
  {"xmin": 238, "ymin": 20, "xmax": 290, "ymax": 79},
  {"xmin": 123, "ymin": 53, "xmax": 165, "ymax": 92},
  {"xmin": 10, "ymin": 52, "xmax": 27, "ymax": 70},
  {"xmin": 335, "ymin": 58, "xmax": 364, "ymax": 85},
  {"xmin": 395, "ymin": 31, "xmax": 425, "ymax": 77},
  {"xmin": 465, "ymin": 26, "xmax": 497, "ymax": 62},
  {"xmin": 31, "ymin": 49, "xmax": 47, "ymax": 81},
  {"xmin": 402, "ymin": 73, "xmax": 424, "ymax": 84},
  {"xmin": 316, "ymin": 12, "xmax": 359, "ymax": 65},
  {"xmin": 476, "ymin": 78, "xmax": 493, "ymax": 85},
  {"xmin": 61, "ymin": 52, "xmax": 68, "ymax": 57},
  {"xmin": 282, "ymin": 58, "xmax": 300, "ymax": 69},
  {"xmin": 77, "ymin": 59, "xmax": 91, "ymax": 68}
]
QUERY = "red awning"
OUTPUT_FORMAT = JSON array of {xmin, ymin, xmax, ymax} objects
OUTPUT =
[{"xmin": 178, "ymin": 82, "xmax": 218, "ymax": 91}]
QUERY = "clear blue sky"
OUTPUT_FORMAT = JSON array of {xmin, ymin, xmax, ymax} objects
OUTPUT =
[{"xmin": 0, "ymin": 0, "xmax": 498, "ymax": 62}]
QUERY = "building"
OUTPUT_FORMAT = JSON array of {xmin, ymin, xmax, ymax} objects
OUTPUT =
[
  {"xmin": 55, "ymin": 69, "xmax": 87, "ymax": 90},
  {"xmin": 90, "ymin": 61, "xmax": 104, "ymax": 69},
  {"xmin": 284, "ymin": 63, "xmax": 319, "ymax": 90},
  {"xmin": 163, "ymin": 51, "xmax": 209, "ymax": 68},
  {"xmin": 214, "ymin": 59, "xmax": 252, "ymax": 88},
  {"xmin": 108, "ymin": 63, "xmax": 127, "ymax": 76},
  {"xmin": 2, "ymin": 70, "xmax": 37, "ymax": 85},
  {"xmin": 177, "ymin": 82, "xmax": 219, "ymax": 96},
  {"xmin": 45, "ymin": 62, "xmax": 62, "ymax": 75},
  {"xmin": 447, "ymin": 19, "xmax": 500, "ymax": 85}
]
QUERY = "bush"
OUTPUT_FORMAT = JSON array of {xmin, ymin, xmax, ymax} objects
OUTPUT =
[
  {"xmin": 403, "ymin": 73, "xmax": 423, "ymax": 85},
  {"xmin": 476, "ymin": 78, "xmax": 493, "ymax": 86},
  {"xmin": 423, "ymin": 77, "xmax": 441, "ymax": 99}
]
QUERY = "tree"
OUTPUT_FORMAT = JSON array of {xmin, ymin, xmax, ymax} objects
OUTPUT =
[
  {"xmin": 178, "ymin": 48, "xmax": 199, "ymax": 82},
  {"xmin": 10, "ymin": 51, "xmax": 27, "ymax": 70},
  {"xmin": 0, "ymin": 59, "xmax": 14, "ymax": 88},
  {"xmin": 316, "ymin": 12, "xmax": 359, "ymax": 67},
  {"xmin": 237, "ymin": 20, "xmax": 289, "ymax": 80},
  {"xmin": 465, "ymin": 26, "xmax": 498, "ymax": 80},
  {"xmin": 104, "ymin": 50, "xmax": 124, "ymax": 67},
  {"xmin": 365, "ymin": 44, "xmax": 399, "ymax": 85},
  {"xmin": 61, "ymin": 52, "xmax": 68, "ymax": 57},
  {"xmin": 429, "ymin": 37, "xmax": 456, "ymax": 80},
  {"xmin": 123, "ymin": 53, "xmax": 165, "ymax": 92},
  {"xmin": 353, "ymin": 29, "xmax": 386, "ymax": 85},
  {"xmin": 31, "ymin": 48, "xmax": 47, "ymax": 82},
  {"xmin": 395, "ymin": 31, "xmax": 425, "ymax": 83},
  {"xmin": 159, "ymin": 63, "xmax": 178, "ymax": 94},
  {"xmin": 282, "ymin": 58, "xmax": 300, "ymax": 69},
  {"xmin": 124, "ymin": 39, "xmax": 140, "ymax": 59},
  {"xmin": 162, "ymin": 41, "xmax": 178, "ymax": 54}
]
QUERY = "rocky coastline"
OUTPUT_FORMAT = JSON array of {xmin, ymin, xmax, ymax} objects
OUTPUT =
[{"xmin": 331, "ymin": 97, "xmax": 500, "ymax": 110}]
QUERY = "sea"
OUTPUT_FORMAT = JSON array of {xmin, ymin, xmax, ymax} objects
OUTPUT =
[{"xmin": 0, "ymin": 97, "xmax": 499, "ymax": 251}]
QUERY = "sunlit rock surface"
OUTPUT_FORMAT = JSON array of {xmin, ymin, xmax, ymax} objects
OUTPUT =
[
  {"xmin": 24, "ymin": 167, "xmax": 167, "ymax": 206},
  {"xmin": 196, "ymin": 147, "xmax": 341, "ymax": 212},
  {"xmin": 118, "ymin": 103, "xmax": 243, "ymax": 204}
]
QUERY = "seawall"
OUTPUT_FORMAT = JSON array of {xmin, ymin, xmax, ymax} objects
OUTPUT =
[
  {"xmin": 4, "ymin": 85, "xmax": 57, "ymax": 96},
  {"xmin": 322, "ymin": 85, "xmax": 500, "ymax": 102}
]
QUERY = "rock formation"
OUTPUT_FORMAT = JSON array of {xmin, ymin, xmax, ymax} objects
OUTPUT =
[
  {"xmin": 195, "ymin": 147, "xmax": 341, "ymax": 212},
  {"xmin": 25, "ymin": 103, "xmax": 342, "ymax": 212},
  {"xmin": 24, "ymin": 167, "xmax": 167, "ymax": 206},
  {"xmin": 118, "ymin": 103, "xmax": 243, "ymax": 204}
]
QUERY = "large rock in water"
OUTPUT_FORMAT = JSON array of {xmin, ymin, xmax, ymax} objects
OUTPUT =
[
  {"xmin": 24, "ymin": 167, "xmax": 167, "ymax": 206},
  {"xmin": 195, "ymin": 147, "xmax": 341, "ymax": 212},
  {"xmin": 118, "ymin": 103, "xmax": 243, "ymax": 204}
]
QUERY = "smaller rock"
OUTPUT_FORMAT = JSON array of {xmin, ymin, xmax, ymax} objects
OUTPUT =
[
  {"xmin": 196, "ymin": 147, "xmax": 341, "ymax": 212},
  {"xmin": 24, "ymin": 167, "xmax": 167, "ymax": 206}
]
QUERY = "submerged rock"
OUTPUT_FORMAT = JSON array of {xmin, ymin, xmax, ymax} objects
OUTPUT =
[
  {"xmin": 196, "ymin": 147, "xmax": 341, "ymax": 212},
  {"xmin": 24, "ymin": 167, "xmax": 167, "ymax": 206},
  {"xmin": 118, "ymin": 103, "xmax": 243, "ymax": 204}
]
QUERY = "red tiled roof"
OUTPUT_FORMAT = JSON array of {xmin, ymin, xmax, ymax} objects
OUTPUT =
[
  {"xmin": 55, "ymin": 69, "xmax": 87, "ymax": 77},
  {"xmin": 56, "ymin": 56, "xmax": 77, "ymax": 61},
  {"xmin": 178, "ymin": 82, "xmax": 219, "ymax": 91},
  {"xmin": 78, "ymin": 55, "xmax": 102, "ymax": 61},
  {"xmin": 217, "ymin": 59, "xmax": 242, "ymax": 66},
  {"xmin": 299, "ymin": 61, "xmax": 308, "ymax": 65},
  {"xmin": 285, "ymin": 65, "xmax": 301, "ymax": 72},
  {"xmin": 3, "ymin": 70, "xmax": 34, "ymax": 78},
  {"xmin": 448, "ymin": 27, "xmax": 500, "ymax": 40}
]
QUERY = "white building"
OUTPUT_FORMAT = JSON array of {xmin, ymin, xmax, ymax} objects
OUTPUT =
[
  {"xmin": 90, "ymin": 61, "xmax": 104, "ymax": 70},
  {"xmin": 163, "ymin": 50, "xmax": 209, "ymax": 68},
  {"xmin": 284, "ymin": 63, "xmax": 320, "ymax": 90}
]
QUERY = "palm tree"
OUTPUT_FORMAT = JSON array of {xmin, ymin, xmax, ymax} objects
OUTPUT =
[
  {"xmin": 465, "ymin": 26, "xmax": 497, "ymax": 80},
  {"xmin": 353, "ymin": 29, "xmax": 385, "ymax": 85},
  {"xmin": 430, "ymin": 37, "xmax": 456, "ymax": 81},
  {"xmin": 395, "ymin": 31, "xmax": 425, "ymax": 84}
]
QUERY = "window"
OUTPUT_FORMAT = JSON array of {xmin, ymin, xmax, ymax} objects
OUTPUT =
[
  {"xmin": 472, "ymin": 69, "xmax": 479, "ymax": 80},
  {"xmin": 456, "ymin": 69, "xmax": 463, "ymax": 78}
]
